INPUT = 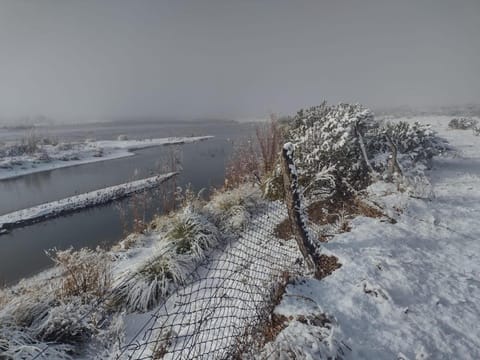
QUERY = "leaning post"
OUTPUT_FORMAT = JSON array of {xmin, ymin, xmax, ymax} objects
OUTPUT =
[{"xmin": 281, "ymin": 142, "xmax": 318, "ymax": 274}]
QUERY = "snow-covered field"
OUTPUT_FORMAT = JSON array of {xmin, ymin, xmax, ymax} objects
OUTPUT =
[
  {"xmin": 0, "ymin": 136, "xmax": 212, "ymax": 180},
  {"xmin": 0, "ymin": 172, "xmax": 176, "ymax": 233},
  {"xmin": 263, "ymin": 116, "xmax": 480, "ymax": 359}
]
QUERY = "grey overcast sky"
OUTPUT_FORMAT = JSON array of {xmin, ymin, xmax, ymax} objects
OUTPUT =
[{"xmin": 0, "ymin": 0, "xmax": 479, "ymax": 121}]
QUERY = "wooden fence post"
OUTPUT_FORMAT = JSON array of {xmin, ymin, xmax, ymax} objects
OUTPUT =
[{"xmin": 281, "ymin": 143, "xmax": 318, "ymax": 274}]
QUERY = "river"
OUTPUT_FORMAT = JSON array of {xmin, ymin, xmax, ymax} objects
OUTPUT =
[{"xmin": 0, "ymin": 120, "xmax": 255, "ymax": 285}]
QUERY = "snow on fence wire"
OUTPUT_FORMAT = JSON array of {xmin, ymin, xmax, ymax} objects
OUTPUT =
[
  {"xmin": 115, "ymin": 201, "xmax": 302, "ymax": 359},
  {"xmin": 113, "ymin": 145, "xmax": 316, "ymax": 359},
  {"xmin": 29, "ymin": 145, "xmax": 317, "ymax": 360}
]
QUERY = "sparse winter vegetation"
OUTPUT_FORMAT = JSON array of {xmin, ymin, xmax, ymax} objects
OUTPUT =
[
  {"xmin": 262, "ymin": 102, "xmax": 448, "ymax": 201},
  {"xmin": 224, "ymin": 115, "xmax": 285, "ymax": 189},
  {"xmin": 448, "ymin": 117, "xmax": 478, "ymax": 130},
  {"xmin": 50, "ymin": 247, "xmax": 111, "ymax": 300},
  {"xmin": 2, "ymin": 105, "xmax": 480, "ymax": 359},
  {"xmin": 0, "ymin": 135, "xmax": 212, "ymax": 180}
]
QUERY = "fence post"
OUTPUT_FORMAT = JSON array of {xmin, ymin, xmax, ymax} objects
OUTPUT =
[{"xmin": 281, "ymin": 142, "xmax": 318, "ymax": 274}]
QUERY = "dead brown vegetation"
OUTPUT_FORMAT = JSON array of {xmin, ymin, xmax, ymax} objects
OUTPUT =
[
  {"xmin": 224, "ymin": 115, "xmax": 283, "ymax": 189},
  {"xmin": 307, "ymin": 196, "xmax": 384, "ymax": 226},
  {"xmin": 256, "ymin": 115, "xmax": 283, "ymax": 175},
  {"xmin": 315, "ymin": 254, "xmax": 342, "ymax": 280},
  {"xmin": 274, "ymin": 196, "xmax": 385, "ymax": 241},
  {"xmin": 51, "ymin": 247, "xmax": 111, "ymax": 300}
]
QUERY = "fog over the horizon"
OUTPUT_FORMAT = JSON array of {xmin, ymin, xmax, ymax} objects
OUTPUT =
[{"xmin": 0, "ymin": 0, "xmax": 479, "ymax": 122}]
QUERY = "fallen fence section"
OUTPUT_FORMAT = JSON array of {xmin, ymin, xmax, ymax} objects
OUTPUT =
[{"xmin": 115, "ymin": 201, "xmax": 303, "ymax": 360}]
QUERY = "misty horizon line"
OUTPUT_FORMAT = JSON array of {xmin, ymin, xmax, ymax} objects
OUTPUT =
[{"xmin": 1, "ymin": 102, "xmax": 480, "ymax": 127}]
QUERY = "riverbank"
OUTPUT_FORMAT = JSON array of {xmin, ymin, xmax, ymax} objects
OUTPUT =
[
  {"xmin": 0, "ymin": 172, "xmax": 177, "ymax": 233},
  {"xmin": 0, "ymin": 136, "xmax": 212, "ymax": 180}
]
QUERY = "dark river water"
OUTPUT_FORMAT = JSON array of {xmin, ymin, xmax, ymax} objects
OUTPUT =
[{"xmin": 0, "ymin": 120, "xmax": 255, "ymax": 285}]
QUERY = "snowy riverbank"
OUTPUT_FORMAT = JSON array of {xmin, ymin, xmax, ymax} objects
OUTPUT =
[
  {"xmin": 259, "ymin": 115, "xmax": 480, "ymax": 359},
  {"xmin": 0, "ymin": 172, "xmax": 176, "ymax": 232},
  {"xmin": 1, "ymin": 115, "xmax": 479, "ymax": 359},
  {"xmin": 0, "ymin": 136, "xmax": 212, "ymax": 180}
]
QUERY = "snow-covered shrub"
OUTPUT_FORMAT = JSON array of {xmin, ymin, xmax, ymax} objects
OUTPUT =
[
  {"xmin": 397, "ymin": 175, "xmax": 435, "ymax": 199},
  {"xmin": 285, "ymin": 102, "xmax": 379, "ymax": 197},
  {"xmin": 55, "ymin": 142, "xmax": 74, "ymax": 151},
  {"xmin": 0, "ymin": 284, "xmax": 92, "ymax": 357},
  {"xmin": 35, "ymin": 148, "xmax": 51, "ymax": 162},
  {"xmin": 204, "ymin": 184, "xmax": 266, "ymax": 233},
  {"xmin": 262, "ymin": 162, "xmax": 284, "ymax": 201},
  {"xmin": 0, "ymin": 327, "xmax": 74, "ymax": 360},
  {"xmin": 50, "ymin": 247, "xmax": 112, "ymax": 300},
  {"xmin": 117, "ymin": 134, "xmax": 128, "ymax": 141},
  {"xmin": 112, "ymin": 241, "xmax": 190, "ymax": 312},
  {"xmin": 264, "ymin": 102, "xmax": 447, "ymax": 199},
  {"xmin": 380, "ymin": 121, "xmax": 447, "ymax": 164},
  {"xmin": 93, "ymin": 147, "xmax": 104, "ymax": 157},
  {"xmin": 30, "ymin": 300, "xmax": 95, "ymax": 344},
  {"xmin": 40, "ymin": 136, "xmax": 58, "ymax": 146},
  {"xmin": 448, "ymin": 117, "xmax": 478, "ymax": 130},
  {"xmin": 174, "ymin": 184, "xmax": 206, "ymax": 212},
  {"xmin": 113, "ymin": 208, "xmax": 220, "ymax": 312},
  {"xmin": 20, "ymin": 130, "xmax": 41, "ymax": 155},
  {"xmin": 473, "ymin": 125, "xmax": 480, "ymax": 136},
  {"xmin": 166, "ymin": 207, "xmax": 220, "ymax": 256}
]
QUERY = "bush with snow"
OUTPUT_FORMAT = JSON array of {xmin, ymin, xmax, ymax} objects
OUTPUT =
[
  {"xmin": 263, "ymin": 102, "xmax": 447, "ymax": 199},
  {"xmin": 50, "ymin": 247, "xmax": 112, "ymax": 300},
  {"xmin": 473, "ymin": 125, "xmax": 480, "ymax": 137},
  {"xmin": 117, "ymin": 134, "xmax": 128, "ymax": 141},
  {"xmin": 0, "ymin": 284, "xmax": 96, "ymax": 357},
  {"xmin": 204, "ymin": 184, "xmax": 266, "ymax": 233},
  {"xmin": 448, "ymin": 117, "xmax": 478, "ymax": 130},
  {"xmin": 112, "ymin": 207, "xmax": 220, "ymax": 312}
]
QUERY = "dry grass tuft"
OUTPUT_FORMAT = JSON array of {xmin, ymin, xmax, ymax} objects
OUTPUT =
[
  {"xmin": 50, "ymin": 247, "xmax": 111, "ymax": 300},
  {"xmin": 256, "ymin": 114, "xmax": 283, "ymax": 175},
  {"xmin": 225, "ymin": 115, "xmax": 283, "ymax": 189},
  {"xmin": 353, "ymin": 197, "xmax": 385, "ymax": 218},
  {"xmin": 224, "ymin": 139, "xmax": 260, "ymax": 189},
  {"xmin": 261, "ymin": 313, "xmax": 290, "ymax": 345},
  {"xmin": 308, "ymin": 196, "xmax": 385, "ymax": 227}
]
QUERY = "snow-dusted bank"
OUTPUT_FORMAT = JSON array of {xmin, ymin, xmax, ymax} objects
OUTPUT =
[
  {"xmin": 0, "ymin": 172, "xmax": 176, "ymax": 233},
  {"xmin": 259, "ymin": 115, "xmax": 480, "ymax": 359},
  {"xmin": 0, "ymin": 136, "xmax": 212, "ymax": 180},
  {"xmin": 2, "ymin": 110, "xmax": 480, "ymax": 359}
]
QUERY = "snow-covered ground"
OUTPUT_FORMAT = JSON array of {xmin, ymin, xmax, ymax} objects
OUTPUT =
[
  {"xmin": 2, "ymin": 115, "xmax": 479, "ymax": 359},
  {"xmin": 263, "ymin": 116, "xmax": 480, "ymax": 359},
  {"xmin": 0, "ymin": 136, "xmax": 212, "ymax": 180},
  {"xmin": 115, "ymin": 201, "xmax": 299, "ymax": 359},
  {"xmin": 0, "ymin": 172, "xmax": 176, "ymax": 232}
]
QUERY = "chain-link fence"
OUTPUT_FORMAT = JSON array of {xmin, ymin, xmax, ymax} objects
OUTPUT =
[
  {"xmin": 22, "ymin": 147, "xmax": 316, "ymax": 360},
  {"xmin": 114, "ymin": 199, "xmax": 303, "ymax": 359},
  {"xmin": 110, "ymin": 146, "xmax": 314, "ymax": 359}
]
